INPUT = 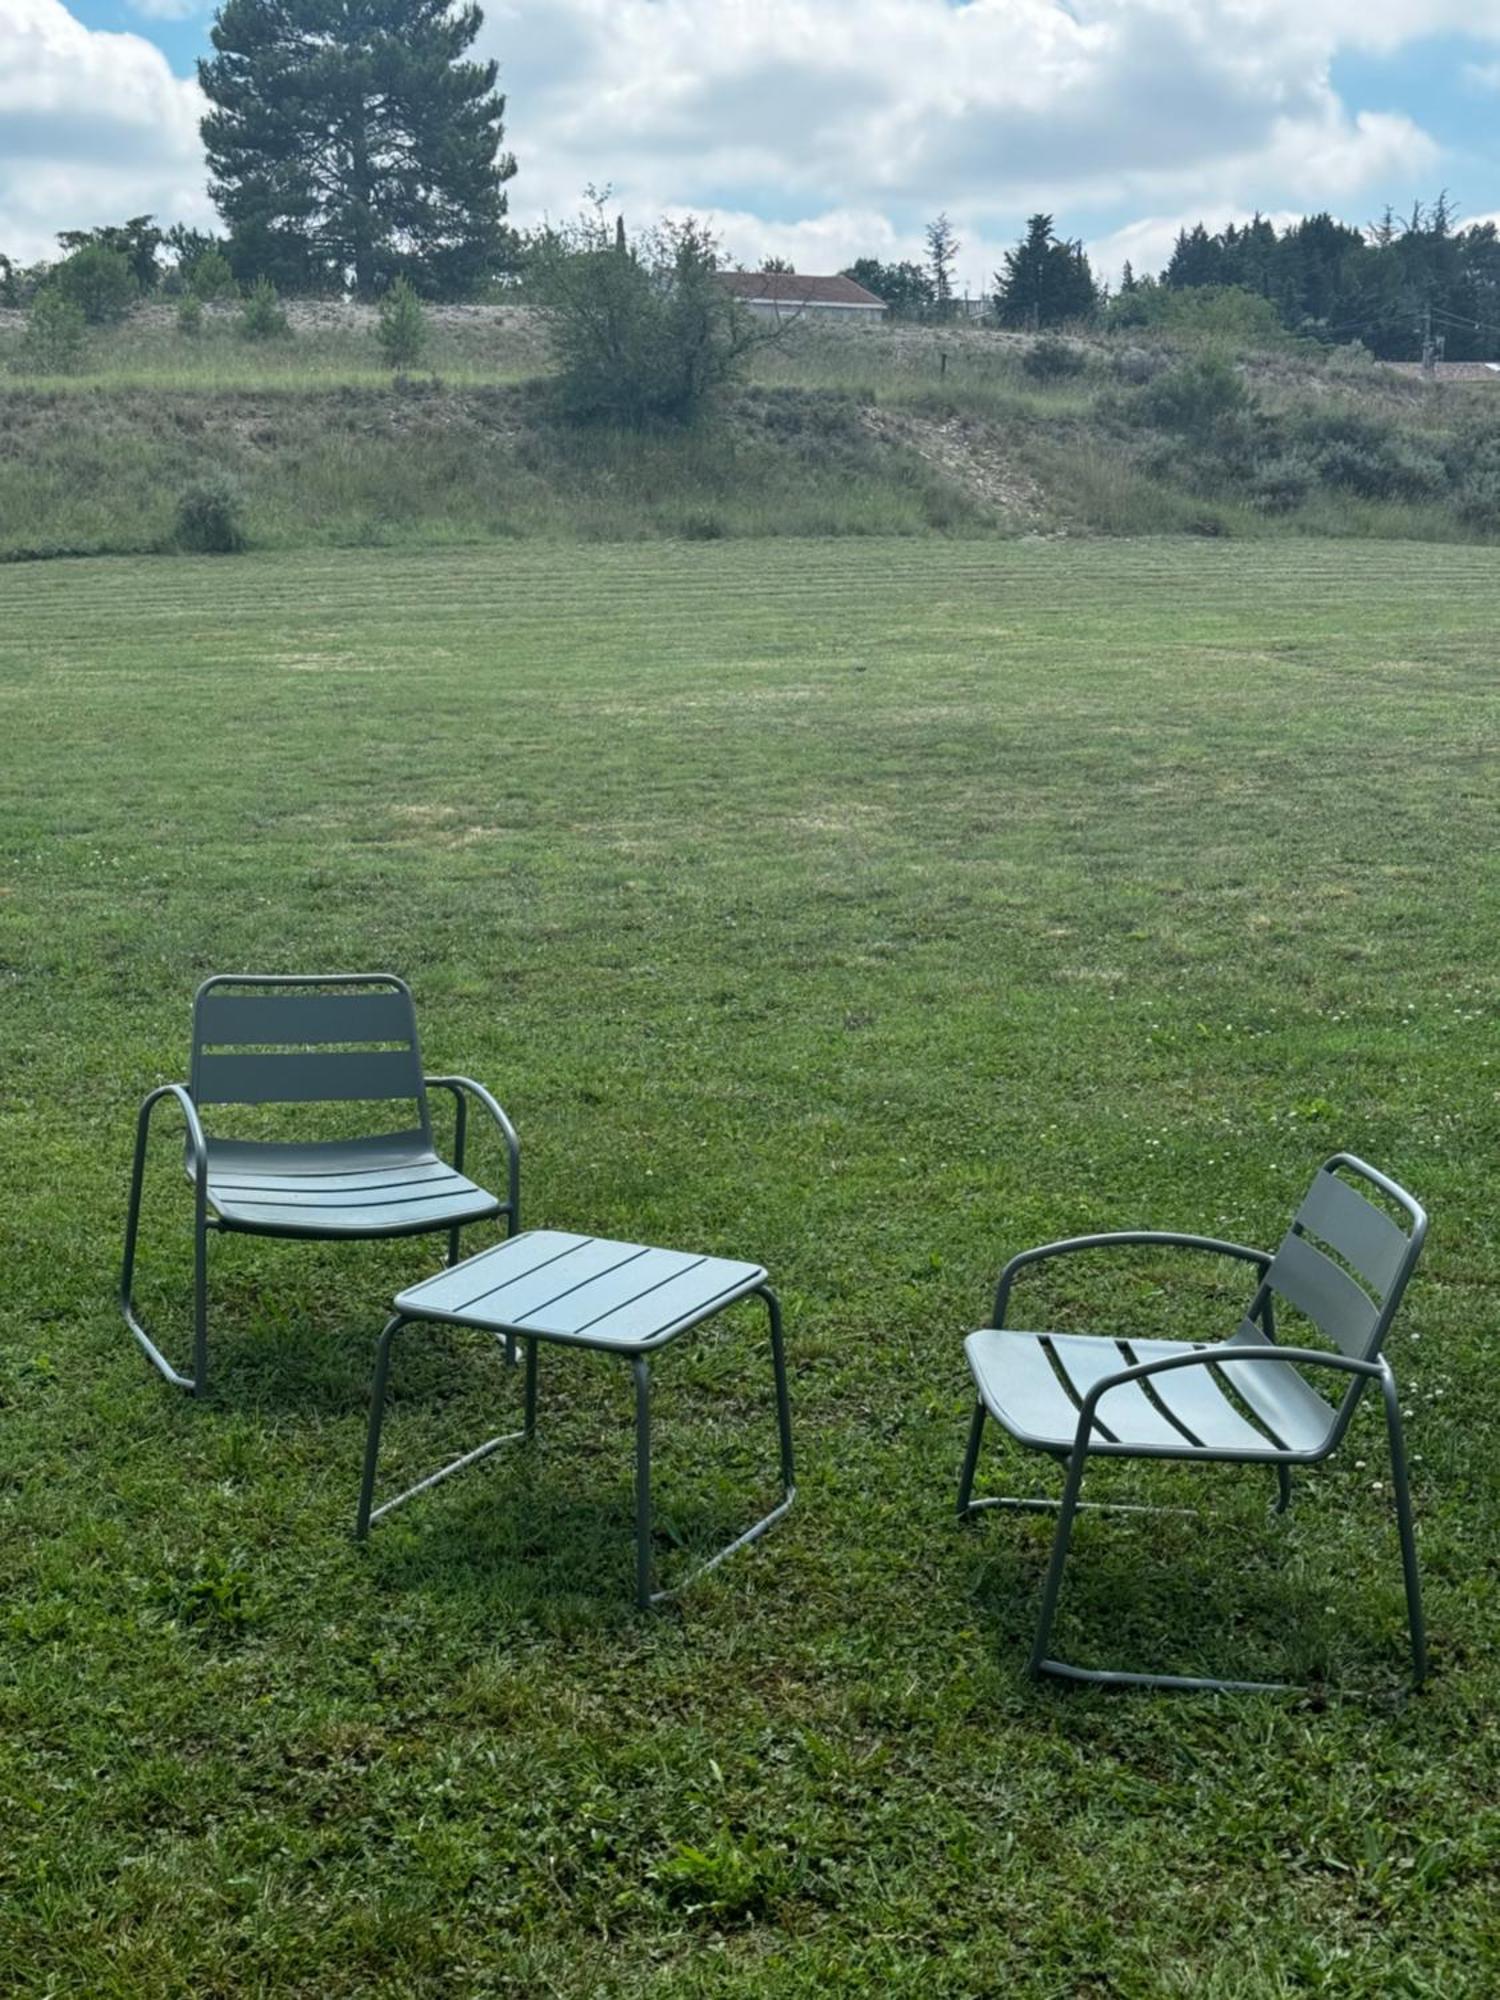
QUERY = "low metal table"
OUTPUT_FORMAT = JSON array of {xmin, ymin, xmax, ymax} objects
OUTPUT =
[{"xmin": 356, "ymin": 1229, "xmax": 795, "ymax": 1607}]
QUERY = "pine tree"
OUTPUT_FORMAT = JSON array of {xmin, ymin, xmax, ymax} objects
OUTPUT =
[
  {"xmin": 200, "ymin": 0, "xmax": 515, "ymax": 298},
  {"xmin": 925, "ymin": 214, "xmax": 960, "ymax": 310},
  {"xmin": 994, "ymin": 215, "xmax": 1098, "ymax": 328}
]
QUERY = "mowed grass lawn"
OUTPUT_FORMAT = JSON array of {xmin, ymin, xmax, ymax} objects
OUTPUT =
[{"xmin": 1, "ymin": 537, "xmax": 1497, "ymax": 1997}]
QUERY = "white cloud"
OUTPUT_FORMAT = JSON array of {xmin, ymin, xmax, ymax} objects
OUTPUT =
[
  {"xmin": 0, "ymin": 0, "xmax": 1492, "ymax": 281},
  {"xmin": 0, "ymin": 0, "xmax": 210, "ymax": 263},
  {"xmin": 482, "ymin": 0, "xmax": 1462, "ymax": 279}
]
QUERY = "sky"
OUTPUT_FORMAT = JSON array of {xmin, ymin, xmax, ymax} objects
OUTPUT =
[{"xmin": 4, "ymin": 0, "xmax": 1500, "ymax": 289}]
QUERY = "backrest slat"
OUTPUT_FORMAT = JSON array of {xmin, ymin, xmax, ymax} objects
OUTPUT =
[
  {"xmin": 196, "ymin": 990, "xmax": 415, "ymax": 1049},
  {"xmin": 195, "ymin": 1047, "xmax": 424, "ymax": 1107},
  {"xmin": 1294, "ymin": 1169, "xmax": 1409, "ymax": 1298},
  {"xmin": 1264, "ymin": 1230, "xmax": 1378, "ymax": 1358}
]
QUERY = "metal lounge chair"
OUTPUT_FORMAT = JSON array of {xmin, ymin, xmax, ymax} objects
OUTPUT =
[
  {"xmin": 957, "ymin": 1152, "xmax": 1428, "ymax": 1692},
  {"xmin": 121, "ymin": 973, "xmax": 520, "ymax": 1395}
]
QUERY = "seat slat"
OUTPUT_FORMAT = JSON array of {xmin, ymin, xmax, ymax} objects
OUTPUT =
[
  {"xmin": 1218, "ymin": 1324, "xmax": 1340, "ymax": 1454},
  {"xmin": 1047, "ymin": 1336, "xmax": 1192, "ymax": 1449},
  {"xmin": 1124, "ymin": 1340, "xmax": 1281, "ymax": 1451},
  {"xmin": 965, "ymin": 1330, "xmax": 1102, "ymax": 1448},
  {"xmin": 196, "ymin": 989, "xmax": 415, "ymax": 1048},
  {"xmin": 1295, "ymin": 1169, "xmax": 1410, "ymax": 1298},
  {"xmin": 208, "ymin": 1161, "xmax": 460, "ymax": 1194},
  {"xmin": 209, "ymin": 1189, "xmax": 497, "ymax": 1237},
  {"xmin": 552, "ymin": 1256, "xmax": 762, "ymax": 1348},
  {"xmin": 1267, "ymin": 1231, "xmax": 1378, "ymax": 1357},
  {"xmin": 461, "ymin": 1237, "xmax": 656, "ymax": 1325},
  {"xmin": 195, "ymin": 1047, "xmax": 423, "ymax": 1106},
  {"xmin": 398, "ymin": 1232, "xmax": 595, "ymax": 1317}
]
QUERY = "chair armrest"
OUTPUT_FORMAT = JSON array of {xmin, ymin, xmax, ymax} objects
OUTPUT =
[
  {"xmin": 992, "ymin": 1231, "xmax": 1271, "ymax": 1328},
  {"xmin": 135, "ymin": 1082, "xmax": 208, "ymax": 1186},
  {"xmin": 425, "ymin": 1075, "xmax": 520, "ymax": 1221},
  {"xmin": 1067, "ymin": 1343, "xmax": 1386, "ymax": 1459}
]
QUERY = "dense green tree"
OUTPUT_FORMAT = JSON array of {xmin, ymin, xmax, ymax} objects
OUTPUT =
[
  {"xmin": 842, "ymin": 257, "xmax": 935, "ymax": 314},
  {"xmin": 52, "ymin": 244, "xmax": 136, "ymax": 324},
  {"xmin": 199, "ymin": 0, "xmax": 516, "ymax": 297},
  {"xmin": 56, "ymin": 216, "xmax": 163, "ymax": 292},
  {"xmin": 376, "ymin": 276, "xmax": 428, "ymax": 367},
  {"xmin": 994, "ymin": 214, "xmax": 1098, "ymax": 328}
]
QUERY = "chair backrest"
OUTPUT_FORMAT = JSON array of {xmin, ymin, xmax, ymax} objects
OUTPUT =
[
  {"xmin": 189, "ymin": 974, "xmax": 431, "ymax": 1143},
  {"xmin": 1244, "ymin": 1152, "xmax": 1426, "ymax": 1436}
]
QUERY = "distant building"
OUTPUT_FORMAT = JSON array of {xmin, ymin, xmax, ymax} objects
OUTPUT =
[
  {"xmin": 714, "ymin": 272, "xmax": 888, "ymax": 322},
  {"xmin": 1387, "ymin": 360, "xmax": 1500, "ymax": 383}
]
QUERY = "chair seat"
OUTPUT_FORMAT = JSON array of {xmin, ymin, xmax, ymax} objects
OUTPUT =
[
  {"xmin": 965, "ymin": 1328, "xmax": 1339, "ymax": 1460},
  {"xmin": 197, "ymin": 1134, "xmax": 501, "ymax": 1240}
]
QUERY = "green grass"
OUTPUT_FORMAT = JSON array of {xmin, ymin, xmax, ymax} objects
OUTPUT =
[
  {"xmin": 0, "ymin": 386, "xmax": 977, "ymax": 558},
  {"xmin": 2, "ymin": 537, "xmax": 1498, "ymax": 1995}
]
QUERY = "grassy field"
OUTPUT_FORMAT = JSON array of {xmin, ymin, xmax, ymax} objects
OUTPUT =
[{"xmin": 1, "ymin": 537, "xmax": 1497, "ymax": 1995}]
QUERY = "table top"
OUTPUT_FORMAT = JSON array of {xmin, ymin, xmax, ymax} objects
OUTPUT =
[{"xmin": 395, "ymin": 1229, "xmax": 767, "ymax": 1353}]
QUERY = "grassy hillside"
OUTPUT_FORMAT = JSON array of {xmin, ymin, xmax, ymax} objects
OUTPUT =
[
  {"xmin": 2, "ymin": 303, "xmax": 1499, "ymax": 556},
  {"xmin": 1, "ymin": 536, "xmax": 1497, "ymax": 1994}
]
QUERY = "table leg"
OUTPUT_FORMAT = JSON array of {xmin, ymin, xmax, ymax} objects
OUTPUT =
[{"xmin": 633, "ymin": 1355, "xmax": 653, "ymax": 1609}]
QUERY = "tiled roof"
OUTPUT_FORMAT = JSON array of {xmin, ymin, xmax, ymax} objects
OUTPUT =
[{"xmin": 714, "ymin": 272, "xmax": 887, "ymax": 308}]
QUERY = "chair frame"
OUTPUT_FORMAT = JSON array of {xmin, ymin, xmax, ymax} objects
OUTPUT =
[
  {"xmin": 957, "ymin": 1154, "xmax": 1428, "ymax": 1693},
  {"xmin": 121, "ymin": 973, "xmax": 520, "ymax": 1396}
]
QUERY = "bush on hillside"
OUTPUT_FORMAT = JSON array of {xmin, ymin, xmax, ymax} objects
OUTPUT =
[
  {"xmin": 1290, "ymin": 409, "xmax": 1444, "ymax": 500},
  {"xmin": 176, "ymin": 295, "xmax": 204, "ymax": 337},
  {"xmin": 534, "ymin": 211, "xmax": 768, "ymax": 428},
  {"xmin": 189, "ymin": 249, "xmax": 238, "ymax": 303},
  {"xmin": 174, "ymin": 475, "xmax": 246, "ymax": 553},
  {"xmin": 53, "ymin": 244, "xmax": 136, "ymax": 326},
  {"xmin": 239, "ymin": 276, "xmax": 291, "ymax": 341},
  {"xmin": 376, "ymin": 278, "xmax": 428, "ymax": 369},
  {"xmin": 1022, "ymin": 335, "xmax": 1088, "ymax": 382},
  {"xmin": 1136, "ymin": 356, "xmax": 1250, "ymax": 442},
  {"xmin": 13, "ymin": 288, "xmax": 87, "ymax": 375}
]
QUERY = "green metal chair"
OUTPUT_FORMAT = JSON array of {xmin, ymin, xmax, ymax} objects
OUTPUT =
[
  {"xmin": 121, "ymin": 973, "xmax": 519, "ymax": 1395},
  {"xmin": 958, "ymin": 1153, "xmax": 1428, "ymax": 1692}
]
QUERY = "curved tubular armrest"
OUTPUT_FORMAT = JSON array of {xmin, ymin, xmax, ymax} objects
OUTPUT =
[
  {"xmin": 992, "ymin": 1231, "xmax": 1271, "ymax": 1328},
  {"xmin": 136, "ymin": 1082, "xmax": 209, "ymax": 1186},
  {"xmin": 425, "ymin": 1074, "xmax": 520, "ymax": 1221},
  {"xmin": 1069, "ymin": 1343, "xmax": 1387, "ymax": 1459}
]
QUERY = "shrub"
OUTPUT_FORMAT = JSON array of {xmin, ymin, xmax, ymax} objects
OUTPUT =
[
  {"xmin": 176, "ymin": 295, "xmax": 204, "ymax": 338},
  {"xmin": 173, "ymin": 476, "xmax": 246, "ymax": 554},
  {"xmin": 1110, "ymin": 344, "xmax": 1167, "ymax": 386},
  {"xmin": 1022, "ymin": 335, "xmax": 1087, "ymax": 382},
  {"xmin": 1136, "ymin": 356, "xmax": 1250, "ymax": 441},
  {"xmin": 13, "ymin": 288, "xmax": 87, "ymax": 375},
  {"xmin": 535, "ymin": 212, "xmax": 766, "ymax": 429},
  {"xmin": 1249, "ymin": 453, "xmax": 1315, "ymax": 514},
  {"xmin": 53, "ymin": 244, "xmax": 136, "ymax": 325},
  {"xmin": 239, "ymin": 276, "xmax": 290, "ymax": 341},
  {"xmin": 376, "ymin": 277, "xmax": 428, "ymax": 369},
  {"xmin": 189, "ymin": 249, "xmax": 238, "ymax": 303},
  {"xmin": 1292, "ymin": 411, "xmax": 1444, "ymax": 501},
  {"xmin": 1457, "ymin": 466, "xmax": 1500, "ymax": 529}
]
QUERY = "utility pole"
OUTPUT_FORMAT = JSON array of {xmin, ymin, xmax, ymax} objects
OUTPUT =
[{"xmin": 1419, "ymin": 304, "xmax": 1444, "ymax": 380}]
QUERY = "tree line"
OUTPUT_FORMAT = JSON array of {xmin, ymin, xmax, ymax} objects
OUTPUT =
[
  {"xmin": 839, "ymin": 200, "xmax": 1500, "ymax": 362},
  {"xmin": 1, "ymin": 0, "xmax": 1493, "ymax": 371}
]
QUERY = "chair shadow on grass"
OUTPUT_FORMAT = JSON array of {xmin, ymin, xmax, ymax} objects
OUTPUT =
[{"xmin": 962, "ymin": 1466, "xmax": 1411, "ymax": 1696}]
